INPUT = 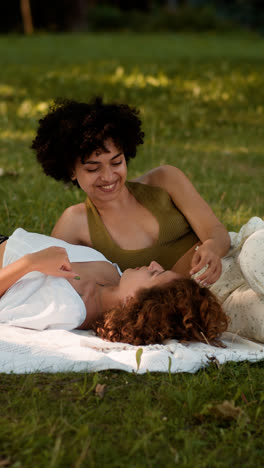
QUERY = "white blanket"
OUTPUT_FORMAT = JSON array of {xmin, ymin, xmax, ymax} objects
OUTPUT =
[{"xmin": 1, "ymin": 324, "xmax": 263, "ymax": 374}]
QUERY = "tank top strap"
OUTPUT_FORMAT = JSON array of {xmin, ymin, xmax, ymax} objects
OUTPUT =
[
  {"xmin": 126, "ymin": 180, "xmax": 169, "ymax": 213},
  {"xmin": 85, "ymin": 197, "xmax": 115, "ymax": 250}
]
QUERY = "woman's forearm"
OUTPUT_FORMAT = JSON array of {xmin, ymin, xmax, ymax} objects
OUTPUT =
[
  {"xmin": 0, "ymin": 255, "xmax": 32, "ymax": 297},
  {"xmin": 0, "ymin": 246, "xmax": 78, "ymax": 298},
  {"xmin": 171, "ymin": 243, "xmax": 201, "ymax": 277},
  {"xmin": 172, "ymin": 227, "xmax": 230, "ymax": 284},
  {"xmin": 199, "ymin": 224, "xmax": 230, "ymax": 258}
]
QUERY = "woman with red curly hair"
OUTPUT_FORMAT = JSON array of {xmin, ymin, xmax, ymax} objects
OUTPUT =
[
  {"xmin": 93, "ymin": 275, "xmax": 227, "ymax": 346},
  {"xmin": 0, "ymin": 230, "xmax": 227, "ymax": 346}
]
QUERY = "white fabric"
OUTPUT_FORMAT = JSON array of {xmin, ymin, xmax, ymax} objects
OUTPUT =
[
  {"xmin": 0, "ymin": 324, "xmax": 263, "ymax": 374},
  {"xmin": 3, "ymin": 228, "xmax": 120, "ymax": 267},
  {"xmin": 0, "ymin": 229, "xmax": 121, "ymax": 331},
  {"xmin": 210, "ymin": 217, "xmax": 264, "ymax": 342}
]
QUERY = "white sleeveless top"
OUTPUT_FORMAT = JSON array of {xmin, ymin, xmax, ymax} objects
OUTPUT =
[{"xmin": 0, "ymin": 229, "xmax": 121, "ymax": 331}]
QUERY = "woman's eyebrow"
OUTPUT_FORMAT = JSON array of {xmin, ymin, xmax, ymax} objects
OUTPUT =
[
  {"xmin": 111, "ymin": 152, "xmax": 122, "ymax": 160},
  {"xmin": 84, "ymin": 152, "xmax": 122, "ymax": 164}
]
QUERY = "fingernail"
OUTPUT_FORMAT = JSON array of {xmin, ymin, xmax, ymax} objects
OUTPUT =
[
  {"xmin": 203, "ymin": 282, "xmax": 208, "ymax": 287},
  {"xmin": 74, "ymin": 276, "xmax": 80, "ymax": 280}
]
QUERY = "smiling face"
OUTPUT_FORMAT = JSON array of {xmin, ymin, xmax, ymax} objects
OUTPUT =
[
  {"xmin": 71, "ymin": 139, "xmax": 127, "ymax": 204},
  {"xmin": 119, "ymin": 261, "xmax": 183, "ymax": 299}
]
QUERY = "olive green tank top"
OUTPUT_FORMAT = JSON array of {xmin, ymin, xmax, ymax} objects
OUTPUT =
[{"xmin": 85, "ymin": 181, "xmax": 199, "ymax": 271}]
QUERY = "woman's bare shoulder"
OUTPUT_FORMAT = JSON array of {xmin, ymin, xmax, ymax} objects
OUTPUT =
[
  {"xmin": 56, "ymin": 203, "xmax": 86, "ymax": 223},
  {"xmin": 132, "ymin": 165, "xmax": 183, "ymax": 187},
  {"xmin": 51, "ymin": 202, "xmax": 91, "ymax": 245}
]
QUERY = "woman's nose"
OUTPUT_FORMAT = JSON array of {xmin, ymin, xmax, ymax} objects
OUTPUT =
[
  {"xmin": 148, "ymin": 261, "xmax": 164, "ymax": 272},
  {"xmin": 100, "ymin": 165, "xmax": 113, "ymax": 181}
]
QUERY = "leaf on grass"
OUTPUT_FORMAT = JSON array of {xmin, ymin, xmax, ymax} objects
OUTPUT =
[
  {"xmin": 0, "ymin": 460, "xmax": 11, "ymax": 467},
  {"xmin": 201, "ymin": 400, "xmax": 250, "ymax": 423},
  {"xmin": 136, "ymin": 348, "xmax": 143, "ymax": 372},
  {"xmin": 241, "ymin": 392, "xmax": 249, "ymax": 404},
  {"xmin": 170, "ymin": 448, "xmax": 180, "ymax": 464},
  {"xmin": 94, "ymin": 383, "xmax": 107, "ymax": 399},
  {"xmin": 0, "ymin": 168, "xmax": 19, "ymax": 178}
]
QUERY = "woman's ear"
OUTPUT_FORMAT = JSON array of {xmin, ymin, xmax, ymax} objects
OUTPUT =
[{"xmin": 71, "ymin": 170, "xmax": 76, "ymax": 181}]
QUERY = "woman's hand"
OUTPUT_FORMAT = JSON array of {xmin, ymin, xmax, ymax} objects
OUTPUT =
[
  {"xmin": 28, "ymin": 247, "xmax": 78, "ymax": 279},
  {"xmin": 190, "ymin": 243, "xmax": 222, "ymax": 285}
]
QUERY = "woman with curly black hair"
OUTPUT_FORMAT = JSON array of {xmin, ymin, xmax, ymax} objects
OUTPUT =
[{"xmin": 32, "ymin": 97, "xmax": 230, "ymax": 286}]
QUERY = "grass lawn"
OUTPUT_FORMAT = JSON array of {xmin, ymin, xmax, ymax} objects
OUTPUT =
[{"xmin": 0, "ymin": 32, "xmax": 264, "ymax": 467}]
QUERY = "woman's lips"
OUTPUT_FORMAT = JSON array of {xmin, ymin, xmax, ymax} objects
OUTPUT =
[{"xmin": 98, "ymin": 181, "xmax": 118, "ymax": 192}]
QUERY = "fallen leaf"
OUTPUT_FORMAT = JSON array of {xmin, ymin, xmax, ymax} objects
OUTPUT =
[
  {"xmin": 94, "ymin": 383, "xmax": 107, "ymax": 399},
  {"xmin": 0, "ymin": 460, "xmax": 11, "ymax": 467},
  {"xmin": 201, "ymin": 400, "xmax": 250, "ymax": 423},
  {"xmin": 206, "ymin": 355, "xmax": 221, "ymax": 368},
  {"xmin": 214, "ymin": 400, "xmax": 242, "ymax": 419}
]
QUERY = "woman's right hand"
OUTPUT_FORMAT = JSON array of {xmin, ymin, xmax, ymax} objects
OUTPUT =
[
  {"xmin": 27, "ymin": 247, "xmax": 79, "ymax": 279},
  {"xmin": 190, "ymin": 243, "xmax": 222, "ymax": 285}
]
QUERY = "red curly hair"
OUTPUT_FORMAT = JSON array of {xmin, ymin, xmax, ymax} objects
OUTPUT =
[{"xmin": 92, "ymin": 279, "xmax": 228, "ymax": 347}]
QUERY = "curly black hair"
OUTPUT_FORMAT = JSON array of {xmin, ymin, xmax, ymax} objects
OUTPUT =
[{"xmin": 32, "ymin": 97, "xmax": 144, "ymax": 184}]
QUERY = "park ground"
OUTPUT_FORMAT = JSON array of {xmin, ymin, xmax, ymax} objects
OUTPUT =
[{"xmin": 0, "ymin": 32, "xmax": 264, "ymax": 467}]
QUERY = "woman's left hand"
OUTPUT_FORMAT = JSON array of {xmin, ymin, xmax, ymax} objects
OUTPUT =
[{"xmin": 189, "ymin": 244, "xmax": 222, "ymax": 285}]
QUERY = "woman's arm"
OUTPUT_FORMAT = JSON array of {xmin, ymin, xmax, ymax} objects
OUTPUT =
[
  {"xmin": 0, "ymin": 246, "xmax": 78, "ymax": 298},
  {"xmin": 171, "ymin": 242, "xmax": 201, "ymax": 277},
  {"xmin": 137, "ymin": 165, "xmax": 230, "ymax": 285}
]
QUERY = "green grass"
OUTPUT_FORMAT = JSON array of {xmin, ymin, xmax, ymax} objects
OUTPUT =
[
  {"xmin": 1, "ymin": 363, "xmax": 264, "ymax": 467},
  {"xmin": 0, "ymin": 32, "xmax": 264, "ymax": 467}
]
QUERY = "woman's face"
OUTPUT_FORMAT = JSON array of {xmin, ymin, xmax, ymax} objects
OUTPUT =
[
  {"xmin": 71, "ymin": 139, "xmax": 127, "ymax": 204},
  {"xmin": 119, "ymin": 261, "xmax": 183, "ymax": 298}
]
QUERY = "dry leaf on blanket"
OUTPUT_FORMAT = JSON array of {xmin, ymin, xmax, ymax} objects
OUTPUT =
[
  {"xmin": 201, "ymin": 400, "xmax": 250, "ymax": 423},
  {"xmin": 95, "ymin": 383, "xmax": 107, "ymax": 399},
  {"xmin": 206, "ymin": 355, "xmax": 221, "ymax": 369}
]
